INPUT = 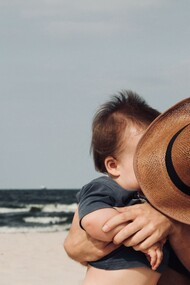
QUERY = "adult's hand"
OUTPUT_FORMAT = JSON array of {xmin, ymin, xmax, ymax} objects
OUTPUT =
[
  {"xmin": 102, "ymin": 203, "xmax": 173, "ymax": 251},
  {"xmin": 64, "ymin": 209, "xmax": 119, "ymax": 264}
]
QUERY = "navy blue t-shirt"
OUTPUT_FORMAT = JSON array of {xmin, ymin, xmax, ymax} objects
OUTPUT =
[{"xmin": 77, "ymin": 176, "xmax": 170, "ymax": 273}]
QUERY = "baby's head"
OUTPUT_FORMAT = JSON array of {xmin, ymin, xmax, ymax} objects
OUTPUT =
[{"xmin": 91, "ymin": 90, "xmax": 160, "ymax": 189}]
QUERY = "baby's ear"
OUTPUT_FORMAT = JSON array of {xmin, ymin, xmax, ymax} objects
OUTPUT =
[{"xmin": 104, "ymin": 156, "xmax": 119, "ymax": 177}]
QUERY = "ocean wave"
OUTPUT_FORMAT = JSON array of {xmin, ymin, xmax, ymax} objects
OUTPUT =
[
  {"xmin": 0, "ymin": 224, "xmax": 70, "ymax": 234},
  {"xmin": 42, "ymin": 203, "xmax": 77, "ymax": 213},
  {"xmin": 0, "ymin": 189, "xmax": 77, "ymax": 233},
  {"xmin": 0, "ymin": 207, "xmax": 29, "ymax": 214},
  {"xmin": 24, "ymin": 216, "xmax": 67, "ymax": 224},
  {"xmin": 28, "ymin": 203, "xmax": 78, "ymax": 213},
  {"xmin": 0, "ymin": 203, "xmax": 78, "ymax": 215}
]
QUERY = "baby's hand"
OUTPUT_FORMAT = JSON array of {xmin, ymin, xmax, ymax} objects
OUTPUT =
[{"xmin": 143, "ymin": 240, "xmax": 166, "ymax": 271}]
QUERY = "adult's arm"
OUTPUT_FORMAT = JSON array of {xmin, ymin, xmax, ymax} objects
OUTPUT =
[
  {"xmin": 158, "ymin": 267, "xmax": 190, "ymax": 285},
  {"xmin": 102, "ymin": 203, "xmax": 172, "ymax": 248},
  {"xmin": 102, "ymin": 203, "xmax": 190, "ymax": 270},
  {"xmin": 169, "ymin": 222, "xmax": 190, "ymax": 271},
  {"xmin": 63, "ymin": 209, "xmax": 119, "ymax": 264}
]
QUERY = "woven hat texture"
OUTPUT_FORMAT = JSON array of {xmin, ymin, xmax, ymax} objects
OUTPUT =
[{"xmin": 134, "ymin": 98, "xmax": 190, "ymax": 224}]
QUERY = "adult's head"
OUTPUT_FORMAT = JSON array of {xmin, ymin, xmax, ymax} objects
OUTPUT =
[{"xmin": 134, "ymin": 97, "xmax": 190, "ymax": 224}]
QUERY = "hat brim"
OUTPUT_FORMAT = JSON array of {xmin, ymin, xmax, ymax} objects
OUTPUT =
[{"xmin": 134, "ymin": 98, "xmax": 190, "ymax": 224}]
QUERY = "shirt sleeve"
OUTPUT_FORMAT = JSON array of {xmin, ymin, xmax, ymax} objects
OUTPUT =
[{"xmin": 77, "ymin": 181, "xmax": 115, "ymax": 224}]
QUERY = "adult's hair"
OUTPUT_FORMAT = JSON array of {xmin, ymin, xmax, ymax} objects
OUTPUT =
[{"xmin": 91, "ymin": 90, "xmax": 160, "ymax": 173}]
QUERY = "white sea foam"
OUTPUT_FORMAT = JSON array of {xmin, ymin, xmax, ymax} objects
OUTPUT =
[
  {"xmin": 0, "ymin": 207, "xmax": 30, "ymax": 214},
  {"xmin": 42, "ymin": 203, "xmax": 77, "ymax": 213},
  {"xmin": 0, "ymin": 203, "xmax": 77, "ymax": 214},
  {"xmin": 0, "ymin": 224, "xmax": 70, "ymax": 234},
  {"xmin": 24, "ymin": 216, "xmax": 67, "ymax": 224}
]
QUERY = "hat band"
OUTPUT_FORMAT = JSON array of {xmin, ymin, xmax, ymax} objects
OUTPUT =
[{"xmin": 165, "ymin": 124, "xmax": 190, "ymax": 196}]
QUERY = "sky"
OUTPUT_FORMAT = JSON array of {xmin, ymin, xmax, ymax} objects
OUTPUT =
[{"xmin": 0, "ymin": 0, "xmax": 190, "ymax": 189}]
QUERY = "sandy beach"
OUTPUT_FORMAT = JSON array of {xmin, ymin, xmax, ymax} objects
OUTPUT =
[{"xmin": 0, "ymin": 231, "xmax": 86, "ymax": 285}]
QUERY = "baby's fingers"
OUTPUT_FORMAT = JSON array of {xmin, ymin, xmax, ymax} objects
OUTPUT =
[
  {"xmin": 151, "ymin": 249, "xmax": 163, "ymax": 271},
  {"xmin": 147, "ymin": 251, "xmax": 157, "ymax": 270}
]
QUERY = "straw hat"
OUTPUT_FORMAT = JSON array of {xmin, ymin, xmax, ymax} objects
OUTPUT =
[{"xmin": 134, "ymin": 98, "xmax": 190, "ymax": 224}]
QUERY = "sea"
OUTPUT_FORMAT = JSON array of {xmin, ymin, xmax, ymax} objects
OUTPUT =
[{"xmin": 0, "ymin": 189, "xmax": 79, "ymax": 233}]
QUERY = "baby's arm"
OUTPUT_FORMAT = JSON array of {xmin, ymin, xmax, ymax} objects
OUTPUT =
[
  {"xmin": 81, "ymin": 207, "xmax": 127, "ymax": 242},
  {"xmin": 81, "ymin": 207, "xmax": 165, "ymax": 271}
]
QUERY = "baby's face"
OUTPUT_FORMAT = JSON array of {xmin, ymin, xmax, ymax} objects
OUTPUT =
[{"xmin": 117, "ymin": 126, "xmax": 144, "ymax": 190}]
